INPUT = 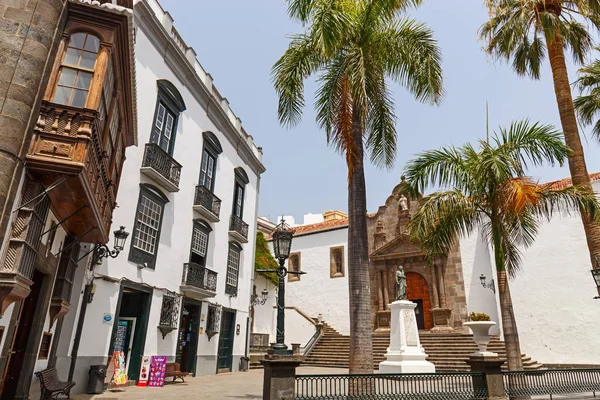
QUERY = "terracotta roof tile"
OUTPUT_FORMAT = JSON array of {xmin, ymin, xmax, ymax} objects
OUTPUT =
[{"xmin": 543, "ymin": 172, "xmax": 600, "ymax": 190}]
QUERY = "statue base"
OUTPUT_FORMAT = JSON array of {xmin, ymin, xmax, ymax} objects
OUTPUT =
[{"xmin": 378, "ymin": 300, "xmax": 435, "ymax": 374}]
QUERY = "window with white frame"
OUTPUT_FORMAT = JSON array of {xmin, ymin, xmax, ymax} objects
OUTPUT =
[
  {"xmin": 225, "ymin": 243, "xmax": 241, "ymax": 296},
  {"xmin": 190, "ymin": 221, "xmax": 211, "ymax": 266},
  {"xmin": 129, "ymin": 185, "xmax": 168, "ymax": 268}
]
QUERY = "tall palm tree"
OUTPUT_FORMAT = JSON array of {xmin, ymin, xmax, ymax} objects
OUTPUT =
[
  {"xmin": 404, "ymin": 120, "xmax": 599, "ymax": 372},
  {"xmin": 480, "ymin": 0, "xmax": 600, "ymax": 272},
  {"xmin": 273, "ymin": 0, "xmax": 443, "ymax": 373}
]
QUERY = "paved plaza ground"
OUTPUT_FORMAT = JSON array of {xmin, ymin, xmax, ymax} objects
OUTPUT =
[{"xmin": 72, "ymin": 366, "xmax": 598, "ymax": 400}]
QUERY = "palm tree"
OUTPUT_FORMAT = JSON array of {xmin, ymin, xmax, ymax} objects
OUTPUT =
[
  {"xmin": 404, "ymin": 120, "xmax": 599, "ymax": 372},
  {"xmin": 273, "ymin": 0, "xmax": 443, "ymax": 374},
  {"xmin": 480, "ymin": 0, "xmax": 600, "ymax": 271},
  {"xmin": 574, "ymin": 55, "xmax": 600, "ymax": 140}
]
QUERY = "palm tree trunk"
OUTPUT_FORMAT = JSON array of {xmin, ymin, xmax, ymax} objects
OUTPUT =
[
  {"xmin": 547, "ymin": 35, "xmax": 600, "ymax": 279},
  {"xmin": 497, "ymin": 270, "xmax": 523, "ymax": 371},
  {"xmin": 347, "ymin": 107, "xmax": 373, "ymax": 375}
]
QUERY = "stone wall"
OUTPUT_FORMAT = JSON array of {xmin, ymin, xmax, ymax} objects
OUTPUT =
[{"xmin": 0, "ymin": 0, "xmax": 66, "ymax": 251}]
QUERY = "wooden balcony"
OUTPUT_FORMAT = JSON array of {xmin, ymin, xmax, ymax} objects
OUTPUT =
[
  {"xmin": 25, "ymin": 101, "xmax": 116, "ymax": 243},
  {"xmin": 229, "ymin": 214, "xmax": 249, "ymax": 244},
  {"xmin": 180, "ymin": 263, "xmax": 217, "ymax": 300},
  {"xmin": 140, "ymin": 143, "xmax": 182, "ymax": 192},
  {"xmin": 193, "ymin": 185, "xmax": 221, "ymax": 222}
]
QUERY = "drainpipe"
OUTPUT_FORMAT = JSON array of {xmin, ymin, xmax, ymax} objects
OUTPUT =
[{"xmin": 68, "ymin": 282, "xmax": 93, "ymax": 381}]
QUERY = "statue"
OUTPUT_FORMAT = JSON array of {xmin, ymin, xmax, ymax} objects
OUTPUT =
[
  {"xmin": 396, "ymin": 266, "xmax": 407, "ymax": 301},
  {"xmin": 399, "ymin": 195, "xmax": 408, "ymax": 211}
]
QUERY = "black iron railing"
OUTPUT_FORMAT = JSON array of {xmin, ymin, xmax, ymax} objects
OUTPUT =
[
  {"xmin": 229, "ymin": 214, "xmax": 249, "ymax": 240},
  {"xmin": 142, "ymin": 143, "xmax": 182, "ymax": 189},
  {"xmin": 194, "ymin": 185, "xmax": 221, "ymax": 219},
  {"xmin": 503, "ymin": 369, "xmax": 600, "ymax": 398},
  {"xmin": 181, "ymin": 263, "xmax": 218, "ymax": 293},
  {"xmin": 295, "ymin": 372, "xmax": 488, "ymax": 400}
]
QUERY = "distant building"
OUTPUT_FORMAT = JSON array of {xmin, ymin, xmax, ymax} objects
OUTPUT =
[{"xmin": 253, "ymin": 175, "xmax": 600, "ymax": 367}]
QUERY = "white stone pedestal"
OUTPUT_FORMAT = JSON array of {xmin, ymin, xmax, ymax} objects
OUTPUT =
[{"xmin": 378, "ymin": 300, "xmax": 436, "ymax": 374}]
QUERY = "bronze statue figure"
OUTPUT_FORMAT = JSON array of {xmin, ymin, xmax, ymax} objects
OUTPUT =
[{"xmin": 396, "ymin": 266, "xmax": 407, "ymax": 301}]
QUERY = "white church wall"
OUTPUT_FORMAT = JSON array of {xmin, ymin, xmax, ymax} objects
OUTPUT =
[
  {"xmin": 458, "ymin": 232, "xmax": 502, "ymax": 336},
  {"xmin": 270, "ymin": 228, "xmax": 351, "ymax": 335},
  {"xmin": 508, "ymin": 181, "xmax": 600, "ymax": 365},
  {"xmin": 272, "ymin": 307, "xmax": 317, "ymax": 348},
  {"xmin": 252, "ymin": 274, "xmax": 277, "ymax": 336}
]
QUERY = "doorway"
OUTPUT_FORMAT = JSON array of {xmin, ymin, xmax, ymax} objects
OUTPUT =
[
  {"xmin": 109, "ymin": 286, "xmax": 151, "ymax": 381},
  {"xmin": 413, "ymin": 299, "xmax": 425, "ymax": 330},
  {"xmin": 1, "ymin": 270, "xmax": 45, "ymax": 400},
  {"xmin": 217, "ymin": 309, "xmax": 236, "ymax": 373},
  {"xmin": 176, "ymin": 301, "xmax": 200, "ymax": 375},
  {"xmin": 406, "ymin": 272, "xmax": 433, "ymax": 330}
]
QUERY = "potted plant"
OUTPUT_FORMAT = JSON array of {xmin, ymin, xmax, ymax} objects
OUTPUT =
[{"xmin": 463, "ymin": 312, "xmax": 496, "ymax": 353}]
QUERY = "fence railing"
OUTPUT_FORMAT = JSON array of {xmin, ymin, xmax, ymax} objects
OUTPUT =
[
  {"xmin": 229, "ymin": 214, "xmax": 249, "ymax": 240},
  {"xmin": 194, "ymin": 185, "xmax": 221, "ymax": 219},
  {"xmin": 295, "ymin": 372, "xmax": 488, "ymax": 400},
  {"xmin": 181, "ymin": 262, "xmax": 217, "ymax": 293},
  {"xmin": 142, "ymin": 143, "xmax": 182, "ymax": 189},
  {"xmin": 503, "ymin": 369, "xmax": 600, "ymax": 398}
]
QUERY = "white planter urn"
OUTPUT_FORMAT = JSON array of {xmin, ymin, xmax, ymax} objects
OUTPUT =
[{"xmin": 463, "ymin": 321, "xmax": 496, "ymax": 353}]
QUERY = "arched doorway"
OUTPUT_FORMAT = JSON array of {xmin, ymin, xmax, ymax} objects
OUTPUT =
[{"xmin": 406, "ymin": 272, "xmax": 433, "ymax": 330}]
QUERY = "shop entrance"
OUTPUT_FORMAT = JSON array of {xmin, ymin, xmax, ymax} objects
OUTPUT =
[
  {"xmin": 176, "ymin": 301, "xmax": 200, "ymax": 375},
  {"xmin": 109, "ymin": 286, "xmax": 151, "ymax": 381}
]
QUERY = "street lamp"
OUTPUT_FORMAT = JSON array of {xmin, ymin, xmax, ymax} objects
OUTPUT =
[
  {"xmin": 257, "ymin": 218, "xmax": 304, "ymax": 354},
  {"xmin": 480, "ymin": 274, "xmax": 496, "ymax": 294},
  {"xmin": 251, "ymin": 288, "xmax": 269, "ymax": 306},
  {"xmin": 94, "ymin": 226, "xmax": 130, "ymax": 262}
]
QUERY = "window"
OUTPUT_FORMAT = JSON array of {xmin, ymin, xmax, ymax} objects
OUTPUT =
[
  {"xmin": 45, "ymin": 221, "xmax": 57, "ymax": 257},
  {"xmin": 232, "ymin": 167, "xmax": 249, "ymax": 219},
  {"xmin": 199, "ymin": 149, "xmax": 217, "ymax": 191},
  {"xmin": 52, "ymin": 236, "xmax": 80, "ymax": 303},
  {"xmin": 330, "ymin": 246, "xmax": 345, "ymax": 278},
  {"xmin": 38, "ymin": 332, "xmax": 53, "ymax": 360},
  {"xmin": 225, "ymin": 243, "xmax": 241, "ymax": 296},
  {"xmin": 288, "ymin": 252, "xmax": 301, "ymax": 282},
  {"xmin": 190, "ymin": 221, "xmax": 211, "ymax": 266},
  {"xmin": 53, "ymin": 33, "xmax": 100, "ymax": 108},
  {"xmin": 150, "ymin": 80, "xmax": 186, "ymax": 156},
  {"xmin": 129, "ymin": 185, "xmax": 169, "ymax": 268},
  {"xmin": 199, "ymin": 131, "xmax": 223, "ymax": 192}
]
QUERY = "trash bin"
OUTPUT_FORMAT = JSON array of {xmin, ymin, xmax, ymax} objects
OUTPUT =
[
  {"xmin": 240, "ymin": 356, "xmax": 250, "ymax": 372},
  {"xmin": 87, "ymin": 365, "xmax": 106, "ymax": 394}
]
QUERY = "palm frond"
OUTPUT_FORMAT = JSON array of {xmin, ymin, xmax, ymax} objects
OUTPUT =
[
  {"xmin": 365, "ymin": 74, "xmax": 397, "ymax": 169},
  {"xmin": 409, "ymin": 190, "xmax": 483, "ymax": 257},
  {"xmin": 534, "ymin": 183, "xmax": 600, "ymax": 221},
  {"xmin": 272, "ymin": 34, "xmax": 324, "ymax": 127},
  {"xmin": 403, "ymin": 146, "xmax": 471, "ymax": 194}
]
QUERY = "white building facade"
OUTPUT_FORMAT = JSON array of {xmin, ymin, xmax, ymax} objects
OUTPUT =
[
  {"xmin": 253, "ymin": 176, "xmax": 600, "ymax": 367},
  {"xmin": 47, "ymin": 0, "xmax": 265, "ymax": 392}
]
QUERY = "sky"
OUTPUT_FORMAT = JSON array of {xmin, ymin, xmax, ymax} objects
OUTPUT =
[{"xmin": 159, "ymin": 0, "xmax": 600, "ymax": 223}]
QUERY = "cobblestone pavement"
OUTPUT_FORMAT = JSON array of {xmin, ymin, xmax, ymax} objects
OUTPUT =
[
  {"xmin": 72, "ymin": 367, "xmax": 599, "ymax": 400},
  {"xmin": 72, "ymin": 367, "xmax": 345, "ymax": 400}
]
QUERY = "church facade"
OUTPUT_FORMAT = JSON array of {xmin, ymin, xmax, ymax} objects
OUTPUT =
[{"xmin": 253, "ymin": 174, "xmax": 600, "ymax": 366}]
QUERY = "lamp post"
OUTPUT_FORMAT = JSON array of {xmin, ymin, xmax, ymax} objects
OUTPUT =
[
  {"xmin": 68, "ymin": 226, "xmax": 130, "ymax": 381},
  {"xmin": 251, "ymin": 288, "xmax": 269, "ymax": 306},
  {"xmin": 592, "ymin": 259, "xmax": 600, "ymax": 299},
  {"xmin": 479, "ymin": 274, "xmax": 496, "ymax": 294},
  {"xmin": 257, "ymin": 219, "xmax": 303, "ymax": 354}
]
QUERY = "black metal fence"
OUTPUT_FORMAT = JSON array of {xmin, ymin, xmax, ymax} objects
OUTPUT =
[
  {"xmin": 503, "ymin": 369, "xmax": 600, "ymax": 399},
  {"xmin": 295, "ymin": 372, "xmax": 488, "ymax": 400}
]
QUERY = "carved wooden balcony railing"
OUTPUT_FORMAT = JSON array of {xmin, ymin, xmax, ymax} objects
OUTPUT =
[
  {"xmin": 180, "ymin": 263, "xmax": 218, "ymax": 300},
  {"xmin": 26, "ymin": 101, "xmax": 116, "ymax": 243},
  {"xmin": 229, "ymin": 214, "xmax": 249, "ymax": 243},
  {"xmin": 193, "ymin": 185, "xmax": 221, "ymax": 222},
  {"xmin": 140, "ymin": 143, "xmax": 182, "ymax": 192}
]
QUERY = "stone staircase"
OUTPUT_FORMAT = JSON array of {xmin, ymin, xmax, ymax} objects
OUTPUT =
[{"xmin": 303, "ymin": 324, "xmax": 543, "ymax": 372}]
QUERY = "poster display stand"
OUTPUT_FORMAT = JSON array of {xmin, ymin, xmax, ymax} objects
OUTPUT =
[
  {"xmin": 148, "ymin": 356, "xmax": 167, "ymax": 387},
  {"xmin": 137, "ymin": 355, "xmax": 151, "ymax": 387}
]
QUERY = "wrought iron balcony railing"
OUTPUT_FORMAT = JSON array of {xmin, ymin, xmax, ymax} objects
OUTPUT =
[
  {"xmin": 181, "ymin": 263, "xmax": 218, "ymax": 293},
  {"xmin": 194, "ymin": 185, "xmax": 221, "ymax": 221},
  {"xmin": 141, "ymin": 143, "xmax": 182, "ymax": 191},
  {"xmin": 229, "ymin": 214, "xmax": 249, "ymax": 241}
]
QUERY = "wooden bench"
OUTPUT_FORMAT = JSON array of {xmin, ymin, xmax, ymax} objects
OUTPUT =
[
  {"xmin": 35, "ymin": 367, "xmax": 75, "ymax": 399},
  {"xmin": 165, "ymin": 362, "xmax": 191, "ymax": 383}
]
